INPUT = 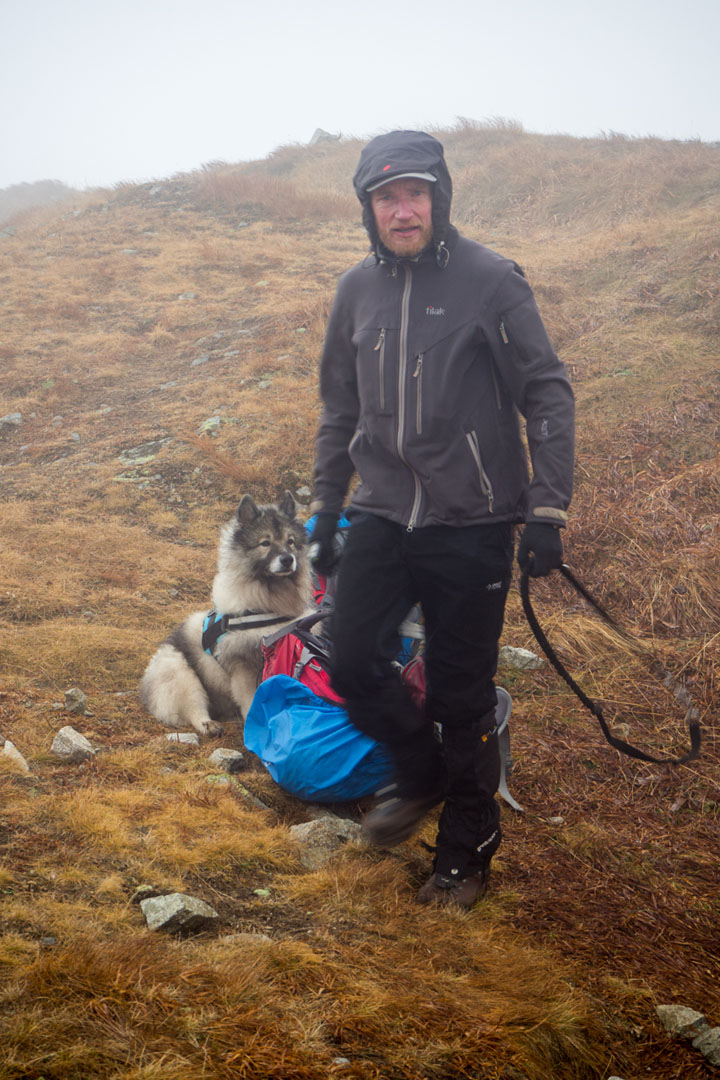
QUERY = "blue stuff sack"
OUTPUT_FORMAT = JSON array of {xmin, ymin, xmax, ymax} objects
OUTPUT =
[{"xmin": 244, "ymin": 674, "xmax": 392, "ymax": 802}]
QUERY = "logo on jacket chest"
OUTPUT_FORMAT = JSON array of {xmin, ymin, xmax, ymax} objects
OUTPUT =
[{"xmin": 425, "ymin": 306, "xmax": 445, "ymax": 316}]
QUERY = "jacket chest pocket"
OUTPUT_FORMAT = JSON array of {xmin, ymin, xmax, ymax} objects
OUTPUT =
[{"xmin": 353, "ymin": 327, "xmax": 394, "ymax": 416}]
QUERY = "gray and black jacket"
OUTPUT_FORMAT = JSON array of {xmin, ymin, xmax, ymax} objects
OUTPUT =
[{"xmin": 312, "ymin": 131, "xmax": 575, "ymax": 530}]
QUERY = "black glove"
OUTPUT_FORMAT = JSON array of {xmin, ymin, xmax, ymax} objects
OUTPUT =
[
  {"xmin": 308, "ymin": 512, "xmax": 340, "ymax": 575},
  {"xmin": 517, "ymin": 522, "xmax": 563, "ymax": 578}
]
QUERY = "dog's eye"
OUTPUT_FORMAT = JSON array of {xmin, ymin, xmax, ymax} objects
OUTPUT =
[
  {"xmin": 287, "ymin": 536, "xmax": 295, "ymax": 547},
  {"xmin": 259, "ymin": 540, "xmax": 271, "ymax": 548}
]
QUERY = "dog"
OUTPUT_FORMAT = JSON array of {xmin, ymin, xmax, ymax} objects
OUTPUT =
[{"xmin": 139, "ymin": 491, "xmax": 313, "ymax": 736}]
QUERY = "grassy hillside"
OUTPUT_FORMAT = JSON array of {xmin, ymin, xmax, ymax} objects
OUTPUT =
[{"xmin": 0, "ymin": 122, "xmax": 718, "ymax": 1079}]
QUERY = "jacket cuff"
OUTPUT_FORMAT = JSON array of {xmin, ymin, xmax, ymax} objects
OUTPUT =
[{"xmin": 528, "ymin": 506, "xmax": 568, "ymax": 526}]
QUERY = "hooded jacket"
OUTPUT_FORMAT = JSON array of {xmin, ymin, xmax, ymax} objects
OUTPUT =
[{"xmin": 312, "ymin": 131, "xmax": 575, "ymax": 530}]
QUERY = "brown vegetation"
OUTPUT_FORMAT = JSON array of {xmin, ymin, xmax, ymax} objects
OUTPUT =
[{"xmin": 0, "ymin": 122, "xmax": 718, "ymax": 1079}]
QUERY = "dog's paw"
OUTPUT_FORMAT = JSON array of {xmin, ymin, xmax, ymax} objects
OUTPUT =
[{"xmin": 197, "ymin": 719, "xmax": 223, "ymax": 737}]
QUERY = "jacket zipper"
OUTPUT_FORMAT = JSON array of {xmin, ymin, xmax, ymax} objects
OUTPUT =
[
  {"xmin": 466, "ymin": 431, "xmax": 495, "ymax": 513},
  {"xmin": 374, "ymin": 328, "xmax": 386, "ymax": 410},
  {"xmin": 413, "ymin": 353, "xmax": 424, "ymax": 434},
  {"xmin": 490, "ymin": 366, "xmax": 503, "ymax": 411},
  {"xmin": 397, "ymin": 265, "xmax": 422, "ymax": 531}
]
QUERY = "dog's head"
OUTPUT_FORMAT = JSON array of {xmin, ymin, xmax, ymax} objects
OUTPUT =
[{"xmin": 231, "ymin": 491, "xmax": 306, "ymax": 579}]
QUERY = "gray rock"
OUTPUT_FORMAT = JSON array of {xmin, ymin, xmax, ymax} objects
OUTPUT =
[
  {"xmin": 177, "ymin": 292, "xmax": 196, "ymax": 300},
  {"xmin": 0, "ymin": 412, "xmax": 22, "ymax": 432},
  {"xmin": 208, "ymin": 748, "xmax": 246, "ymax": 773},
  {"xmin": 2, "ymin": 739, "xmax": 31, "ymax": 773},
  {"xmin": 289, "ymin": 815, "xmax": 363, "ymax": 870},
  {"xmin": 191, "ymin": 354, "xmax": 211, "ymax": 367},
  {"xmin": 656, "ymin": 1004, "xmax": 709, "ymax": 1039},
  {"xmin": 165, "ymin": 732, "xmax": 200, "ymax": 746},
  {"xmin": 198, "ymin": 416, "xmax": 222, "ymax": 434},
  {"xmin": 51, "ymin": 726, "xmax": 96, "ymax": 762},
  {"xmin": 692, "ymin": 1027, "xmax": 720, "ymax": 1067},
  {"xmin": 118, "ymin": 438, "xmax": 171, "ymax": 465},
  {"xmin": 140, "ymin": 892, "xmax": 219, "ymax": 932},
  {"xmin": 64, "ymin": 687, "xmax": 89, "ymax": 714},
  {"xmin": 309, "ymin": 128, "xmax": 340, "ymax": 145},
  {"xmin": 498, "ymin": 645, "xmax": 545, "ymax": 671}
]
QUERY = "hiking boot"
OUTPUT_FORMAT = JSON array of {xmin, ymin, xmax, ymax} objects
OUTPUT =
[
  {"xmin": 362, "ymin": 787, "xmax": 442, "ymax": 848},
  {"xmin": 416, "ymin": 866, "xmax": 490, "ymax": 910}
]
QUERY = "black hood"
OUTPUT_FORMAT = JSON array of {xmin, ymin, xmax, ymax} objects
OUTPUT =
[{"xmin": 353, "ymin": 130, "xmax": 453, "ymax": 266}]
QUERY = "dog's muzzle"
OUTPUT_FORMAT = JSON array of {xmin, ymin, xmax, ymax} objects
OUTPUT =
[{"xmin": 269, "ymin": 553, "xmax": 297, "ymax": 576}]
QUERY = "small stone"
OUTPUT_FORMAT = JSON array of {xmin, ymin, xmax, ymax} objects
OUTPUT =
[
  {"xmin": 51, "ymin": 726, "xmax": 96, "ymax": 763},
  {"xmin": 253, "ymin": 888, "xmax": 271, "ymax": 898},
  {"xmin": 141, "ymin": 892, "xmax": 219, "ymax": 932},
  {"xmin": 0, "ymin": 412, "xmax": 22, "ymax": 432},
  {"xmin": 208, "ymin": 748, "xmax": 246, "ymax": 773},
  {"xmin": 655, "ymin": 1004, "xmax": 709, "ymax": 1039},
  {"xmin": 198, "ymin": 416, "xmax": 222, "ymax": 434},
  {"xmin": 498, "ymin": 645, "xmax": 545, "ymax": 671},
  {"xmin": 548, "ymin": 816, "xmax": 565, "ymax": 825},
  {"xmin": 64, "ymin": 687, "xmax": 89, "ymax": 714},
  {"xmin": 692, "ymin": 1027, "xmax": 720, "ymax": 1067},
  {"xmin": 1, "ymin": 739, "xmax": 31, "ymax": 774},
  {"xmin": 177, "ymin": 292, "xmax": 196, "ymax": 300},
  {"xmin": 289, "ymin": 815, "xmax": 363, "ymax": 870},
  {"xmin": 165, "ymin": 732, "xmax": 200, "ymax": 746},
  {"xmin": 191, "ymin": 354, "xmax": 211, "ymax": 367},
  {"xmin": 118, "ymin": 438, "xmax": 171, "ymax": 465}
]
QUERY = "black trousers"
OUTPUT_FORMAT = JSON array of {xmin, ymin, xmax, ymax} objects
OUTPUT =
[{"xmin": 330, "ymin": 512, "xmax": 513, "ymax": 877}]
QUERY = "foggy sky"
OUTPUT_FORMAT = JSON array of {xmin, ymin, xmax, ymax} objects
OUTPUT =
[{"xmin": 1, "ymin": 0, "xmax": 718, "ymax": 191}]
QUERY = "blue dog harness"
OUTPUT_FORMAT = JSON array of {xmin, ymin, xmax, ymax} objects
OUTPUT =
[{"xmin": 202, "ymin": 610, "xmax": 293, "ymax": 657}]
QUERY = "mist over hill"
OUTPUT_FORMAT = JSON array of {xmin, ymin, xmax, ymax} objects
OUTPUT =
[{"xmin": 0, "ymin": 178, "xmax": 80, "ymax": 225}]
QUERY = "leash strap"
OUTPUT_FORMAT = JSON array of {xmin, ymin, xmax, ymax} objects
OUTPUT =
[{"xmin": 520, "ymin": 565, "xmax": 701, "ymax": 765}]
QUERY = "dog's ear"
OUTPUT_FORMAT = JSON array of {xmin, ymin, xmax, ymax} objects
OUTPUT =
[
  {"xmin": 236, "ymin": 494, "xmax": 260, "ymax": 525},
  {"xmin": 278, "ymin": 490, "xmax": 298, "ymax": 521}
]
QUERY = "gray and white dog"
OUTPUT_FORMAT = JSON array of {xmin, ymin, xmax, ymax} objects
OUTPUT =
[{"xmin": 139, "ymin": 491, "xmax": 312, "ymax": 736}]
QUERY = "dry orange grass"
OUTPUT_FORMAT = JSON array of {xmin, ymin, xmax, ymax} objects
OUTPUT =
[{"xmin": 1, "ymin": 125, "xmax": 719, "ymax": 1080}]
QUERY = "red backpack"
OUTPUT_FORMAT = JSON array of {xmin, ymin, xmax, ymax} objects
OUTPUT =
[{"xmin": 260, "ymin": 612, "xmax": 344, "ymax": 705}]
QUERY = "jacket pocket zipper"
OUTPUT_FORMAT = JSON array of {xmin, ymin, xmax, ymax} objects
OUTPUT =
[
  {"xmin": 413, "ymin": 353, "xmax": 424, "ymax": 434},
  {"xmin": 466, "ymin": 431, "xmax": 495, "ymax": 513},
  {"xmin": 490, "ymin": 366, "xmax": 503, "ymax": 411},
  {"xmin": 374, "ymin": 328, "xmax": 386, "ymax": 410}
]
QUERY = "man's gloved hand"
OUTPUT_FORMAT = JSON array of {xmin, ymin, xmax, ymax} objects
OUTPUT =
[
  {"xmin": 308, "ymin": 512, "xmax": 341, "ymax": 576},
  {"xmin": 517, "ymin": 522, "xmax": 563, "ymax": 578}
]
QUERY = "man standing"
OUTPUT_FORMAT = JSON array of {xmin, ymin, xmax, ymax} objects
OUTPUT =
[{"xmin": 309, "ymin": 131, "xmax": 575, "ymax": 909}]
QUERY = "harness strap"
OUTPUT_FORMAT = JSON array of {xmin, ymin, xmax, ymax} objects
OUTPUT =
[
  {"xmin": 202, "ymin": 609, "xmax": 294, "ymax": 656},
  {"xmin": 520, "ymin": 565, "xmax": 701, "ymax": 765}
]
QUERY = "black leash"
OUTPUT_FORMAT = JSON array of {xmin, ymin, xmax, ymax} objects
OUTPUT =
[{"xmin": 520, "ymin": 565, "xmax": 702, "ymax": 765}]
